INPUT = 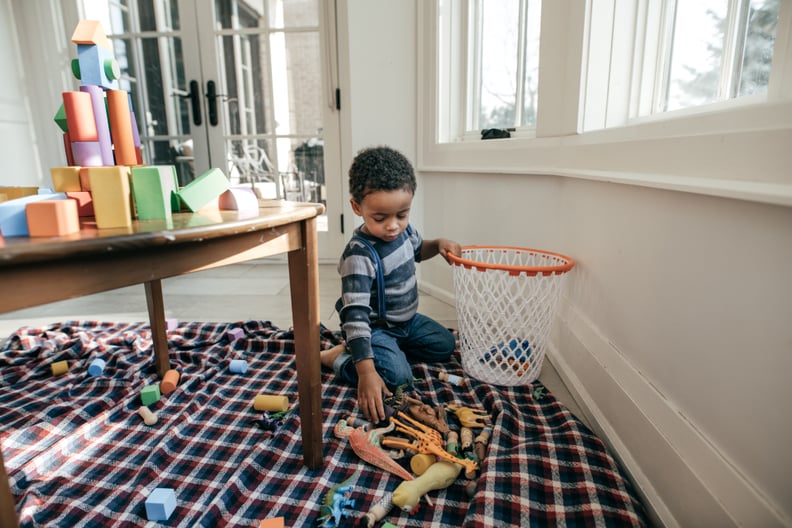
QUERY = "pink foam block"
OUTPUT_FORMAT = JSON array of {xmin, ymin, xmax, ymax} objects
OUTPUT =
[{"xmin": 219, "ymin": 186, "xmax": 259, "ymax": 216}]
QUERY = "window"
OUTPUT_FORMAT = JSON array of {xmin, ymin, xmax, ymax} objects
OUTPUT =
[
  {"xmin": 438, "ymin": 0, "xmax": 784, "ymax": 141},
  {"xmin": 438, "ymin": 0, "xmax": 542, "ymax": 142},
  {"xmin": 585, "ymin": 0, "xmax": 782, "ymax": 130}
]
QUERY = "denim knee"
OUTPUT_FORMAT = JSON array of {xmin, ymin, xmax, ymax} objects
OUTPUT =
[{"xmin": 378, "ymin": 358, "xmax": 414, "ymax": 389}]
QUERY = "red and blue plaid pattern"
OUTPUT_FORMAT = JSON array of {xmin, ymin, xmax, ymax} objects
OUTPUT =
[{"xmin": 0, "ymin": 321, "xmax": 648, "ymax": 527}]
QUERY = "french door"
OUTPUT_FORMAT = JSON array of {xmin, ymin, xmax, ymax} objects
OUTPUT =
[{"xmin": 76, "ymin": 0, "xmax": 344, "ymax": 259}]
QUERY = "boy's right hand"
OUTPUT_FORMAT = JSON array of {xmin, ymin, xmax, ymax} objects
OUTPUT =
[{"xmin": 355, "ymin": 360, "xmax": 392, "ymax": 423}]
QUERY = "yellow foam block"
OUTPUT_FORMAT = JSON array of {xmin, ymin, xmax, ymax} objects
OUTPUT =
[
  {"xmin": 52, "ymin": 360, "xmax": 69, "ymax": 376},
  {"xmin": 26, "ymin": 199, "xmax": 80, "ymax": 237},
  {"xmin": 88, "ymin": 166, "xmax": 132, "ymax": 229},
  {"xmin": 51, "ymin": 167, "xmax": 83, "ymax": 192},
  {"xmin": 252, "ymin": 395, "xmax": 289, "ymax": 412},
  {"xmin": 0, "ymin": 187, "xmax": 39, "ymax": 200}
]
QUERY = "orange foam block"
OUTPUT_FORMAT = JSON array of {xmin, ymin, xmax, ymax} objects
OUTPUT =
[
  {"xmin": 71, "ymin": 19, "xmax": 112, "ymax": 50},
  {"xmin": 88, "ymin": 166, "xmax": 132, "ymax": 229},
  {"xmin": 26, "ymin": 199, "xmax": 80, "ymax": 237},
  {"xmin": 260, "ymin": 518, "xmax": 284, "ymax": 528},
  {"xmin": 66, "ymin": 191, "xmax": 94, "ymax": 217},
  {"xmin": 106, "ymin": 90, "xmax": 138, "ymax": 166},
  {"xmin": 62, "ymin": 91, "xmax": 98, "ymax": 142}
]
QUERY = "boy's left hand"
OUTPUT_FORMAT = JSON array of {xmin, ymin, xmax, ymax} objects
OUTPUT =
[{"xmin": 437, "ymin": 239, "xmax": 462, "ymax": 264}]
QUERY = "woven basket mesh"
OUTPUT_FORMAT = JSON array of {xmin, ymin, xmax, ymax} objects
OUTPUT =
[{"xmin": 451, "ymin": 247, "xmax": 573, "ymax": 386}]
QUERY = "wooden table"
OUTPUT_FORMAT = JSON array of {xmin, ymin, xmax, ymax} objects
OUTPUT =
[{"xmin": 0, "ymin": 200, "xmax": 325, "ymax": 526}]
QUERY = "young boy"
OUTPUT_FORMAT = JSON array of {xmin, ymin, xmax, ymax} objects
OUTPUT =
[{"xmin": 320, "ymin": 146, "xmax": 461, "ymax": 423}]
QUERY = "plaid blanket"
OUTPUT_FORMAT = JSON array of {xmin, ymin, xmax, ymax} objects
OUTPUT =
[{"xmin": 0, "ymin": 321, "xmax": 649, "ymax": 527}]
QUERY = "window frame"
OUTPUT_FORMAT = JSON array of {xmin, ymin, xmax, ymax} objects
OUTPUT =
[{"xmin": 417, "ymin": 0, "xmax": 792, "ymax": 208}]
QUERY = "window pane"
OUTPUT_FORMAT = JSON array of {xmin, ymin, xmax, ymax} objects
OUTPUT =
[
  {"xmin": 520, "ymin": 0, "xmax": 541, "ymax": 127},
  {"xmin": 666, "ymin": 0, "xmax": 727, "ymax": 112},
  {"xmin": 478, "ymin": 0, "xmax": 519, "ymax": 129},
  {"xmin": 738, "ymin": 0, "xmax": 780, "ymax": 96}
]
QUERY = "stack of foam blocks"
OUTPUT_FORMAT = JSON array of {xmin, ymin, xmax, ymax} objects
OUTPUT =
[{"xmin": 0, "ymin": 20, "xmax": 257, "ymax": 240}]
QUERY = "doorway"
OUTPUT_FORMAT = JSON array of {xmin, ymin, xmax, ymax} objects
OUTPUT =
[{"xmin": 75, "ymin": 0, "xmax": 344, "ymax": 259}]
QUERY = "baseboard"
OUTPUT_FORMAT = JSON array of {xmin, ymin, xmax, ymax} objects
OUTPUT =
[{"xmin": 550, "ymin": 299, "xmax": 789, "ymax": 528}]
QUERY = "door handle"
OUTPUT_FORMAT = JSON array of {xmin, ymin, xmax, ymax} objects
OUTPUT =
[
  {"xmin": 206, "ymin": 80, "xmax": 219, "ymax": 126},
  {"xmin": 177, "ymin": 80, "xmax": 202, "ymax": 126}
]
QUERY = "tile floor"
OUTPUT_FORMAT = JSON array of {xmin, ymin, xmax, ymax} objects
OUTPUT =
[{"xmin": 0, "ymin": 260, "xmax": 587, "ymax": 423}]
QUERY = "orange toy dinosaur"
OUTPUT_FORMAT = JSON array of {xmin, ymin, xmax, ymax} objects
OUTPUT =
[
  {"xmin": 333, "ymin": 418, "xmax": 414, "ymax": 481},
  {"xmin": 381, "ymin": 412, "xmax": 478, "ymax": 475}
]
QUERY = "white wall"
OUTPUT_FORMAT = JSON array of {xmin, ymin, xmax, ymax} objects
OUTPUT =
[
  {"xmin": 420, "ymin": 172, "xmax": 792, "ymax": 527},
  {"xmin": 0, "ymin": 0, "xmax": 76, "ymax": 189},
  {"xmin": 341, "ymin": 0, "xmax": 424, "ymax": 234}
]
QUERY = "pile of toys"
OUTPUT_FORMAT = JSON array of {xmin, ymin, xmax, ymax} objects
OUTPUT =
[{"xmin": 320, "ymin": 371, "xmax": 493, "ymax": 528}]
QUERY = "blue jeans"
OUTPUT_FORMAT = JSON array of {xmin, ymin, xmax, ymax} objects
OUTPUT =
[{"xmin": 333, "ymin": 313, "xmax": 455, "ymax": 389}]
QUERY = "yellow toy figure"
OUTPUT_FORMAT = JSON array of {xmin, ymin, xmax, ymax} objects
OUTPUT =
[
  {"xmin": 391, "ymin": 459, "xmax": 463, "ymax": 512},
  {"xmin": 447, "ymin": 404, "xmax": 490, "ymax": 428}
]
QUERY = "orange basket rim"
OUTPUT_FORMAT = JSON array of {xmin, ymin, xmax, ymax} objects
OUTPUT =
[{"xmin": 447, "ymin": 245, "xmax": 575, "ymax": 274}]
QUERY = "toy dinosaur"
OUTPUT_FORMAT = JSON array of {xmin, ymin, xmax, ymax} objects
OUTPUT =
[
  {"xmin": 381, "ymin": 412, "xmax": 477, "ymax": 475},
  {"xmin": 392, "ymin": 459, "xmax": 463, "ymax": 512},
  {"xmin": 317, "ymin": 476, "xmax": 355, "ymax": 528},
  {"xmin": 447, "ymin": 404, "xmax": 490, "ymax": 428},
  {"xmin": 404, "ymin": 396, "xmax": 450, "ymax": 434},
  {"xmin": 333, "ymin": 418, "xmax": 414, "ymax": 481}
]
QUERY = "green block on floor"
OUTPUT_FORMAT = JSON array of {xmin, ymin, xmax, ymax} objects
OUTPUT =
[
  {"xmin": 131, "ymin": 166, "xmax": 179, "ymax": 220},
  {"xmin": 176, "ymin": 168, "xmax": 229, "ymax": 212},
  {"xmin": 141, "ymin": 384, "xmax": 160, "ymax": 406}
]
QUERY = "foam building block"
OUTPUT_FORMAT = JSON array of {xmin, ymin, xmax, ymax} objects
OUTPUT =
[
  {"xmin": 0, "ymin": 187, "xmax": 39, "ymax": 200},
  {"xmin": 0, "ymin": 193, "xmax": 6, "ymax": 203},
  {"xmin": 219, "ymin": 186, "xmax": 259, "ymax": 216},
  {"xmin": 140, "ymin": 384, "xmax": 160, "ymax": 406},
  {"xmin": 52, "ymin": 360, "xmax": 69, "ymax": 376},
  {"xmin": 53, "ymin": 104, "xmax": 68, "ymax": 133},
  {"xmin": 160, "ymin": 369, "xmax": 180, "ymax": 395},
  {"xmin": 0, "ymin": 193, "xmax": 67, "ymax": 237},
  {"xmin": 80, "ymin": 85, "xmax": 115, "ymax": 165},
  {"xmin": 259, "ymin": 518, "xmax": 285, "ymax": 528},
  {"xmin": 62, "ymin": 91, "xmax": 98, "ymax": 141},
  {"xmin": 226, "ymin": 327, "xmax": 245, "ymax": 341},
  {"xmin": 88, "ymin": 358, "xmax": 106, "ymax": 376},
  {"xmin": 51, "ymin": 167, "xmax": 82, "ymax": 192},
  {"xmin": 71, "ymin": 141, "xmax": 103, "ymax": 167},
  {"xmin": 229, "ymin": 359, "xmax": 248, "ymax": 374},
  {"xmin": 74, "ymin": 43, "xmax": 120, "ymax": 90},
  {"xmin": 26, "ymin": 199, "xmax": 80, "ymax": 237},
  {"xmin": 71, "ymin": 19, "xmax": 113, "ymax": 50},
  {"xmin": 66, "ymin": 191, "xmax": 94, "ymax": 217},
  {"xmin": 106, "ymin": 89, "xmax": 137, "ymax": 166},
  {"xmin": 88, "ymin": 166, "xmax": 132, "ymax": 229},
  {"xmin": 145, "ymin": 487, "xmax": 176, "ymax": 521},
  {"xmin": 176, "ymin": 168, "xmax": 230, "ymax": 212},
  {"xmin": 130, "ymin": 166, "xmax": 179, "ymax": 220}
]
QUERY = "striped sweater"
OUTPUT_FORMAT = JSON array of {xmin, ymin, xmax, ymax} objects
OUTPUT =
[{"xmin": 335, "ymin": 224, "xmax": 423, "ymax": 363}]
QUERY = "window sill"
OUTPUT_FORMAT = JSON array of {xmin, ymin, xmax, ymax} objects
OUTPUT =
[{"xmin": 418, "ymin": 100, "xmax": 792, "ymax": 208}]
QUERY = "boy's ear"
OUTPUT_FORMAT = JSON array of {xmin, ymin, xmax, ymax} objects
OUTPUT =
[{"xmin": 350, "ymin": 198, "xmax": 363, "ymax": 216}]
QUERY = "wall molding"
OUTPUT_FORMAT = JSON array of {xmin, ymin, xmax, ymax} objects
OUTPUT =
[
  {"xmin": 550, "ymin": 299, "xmax": 790, "ymax": 528},
  {"xmin": 420, "ymin": 165, "xmax": 792, "ymax": 209}
]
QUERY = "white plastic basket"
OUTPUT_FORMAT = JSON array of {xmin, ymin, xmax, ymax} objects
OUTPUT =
[{"xmin": 449, "ymin": 246, "xmax": 575, "ymax": 386}]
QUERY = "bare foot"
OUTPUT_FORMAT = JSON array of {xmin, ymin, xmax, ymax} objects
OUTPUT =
[{"xmin": 320, "ymin": 343, "xmax": 346, "ymax": 368}]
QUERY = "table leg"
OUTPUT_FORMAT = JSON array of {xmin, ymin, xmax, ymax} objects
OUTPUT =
[
  {"xmin": 288, "ymin": 217, "xmax": 323, "ymax": 469},
  {"xmin": 144, "ymin": 279, "xmax": 171, "ymax": 377},
  {"xmin": 1, "ymin": 448, "xmax": 19, "ymax": 527}
]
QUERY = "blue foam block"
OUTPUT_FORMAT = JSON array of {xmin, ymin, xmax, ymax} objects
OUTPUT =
[
  {"xmin": 0, "ymin": 193, "xmax": 67, "ymax": 237},
  {"xmin": 145, "ymin": 487, "xmax": 176, "ymax": 521}
]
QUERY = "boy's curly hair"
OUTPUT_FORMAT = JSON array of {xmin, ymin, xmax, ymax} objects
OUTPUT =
[{"xmin": 348, "ymin": 146, "xmax": 417, "ymax": 204}]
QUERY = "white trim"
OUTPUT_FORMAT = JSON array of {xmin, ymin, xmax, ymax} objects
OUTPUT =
[{"xmin": 551, "ymin": 299, "xmax": 791, "ymax": 528}]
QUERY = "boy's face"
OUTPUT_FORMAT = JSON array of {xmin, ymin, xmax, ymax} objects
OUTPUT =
[{"xmin": 351, "ymin": 188, "xmax": 413, "ymax": 242}]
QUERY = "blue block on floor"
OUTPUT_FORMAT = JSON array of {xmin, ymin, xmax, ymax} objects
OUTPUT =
[{"xmin": 145, "ymin": 487, "xmax": 176, "ymax": 521}]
